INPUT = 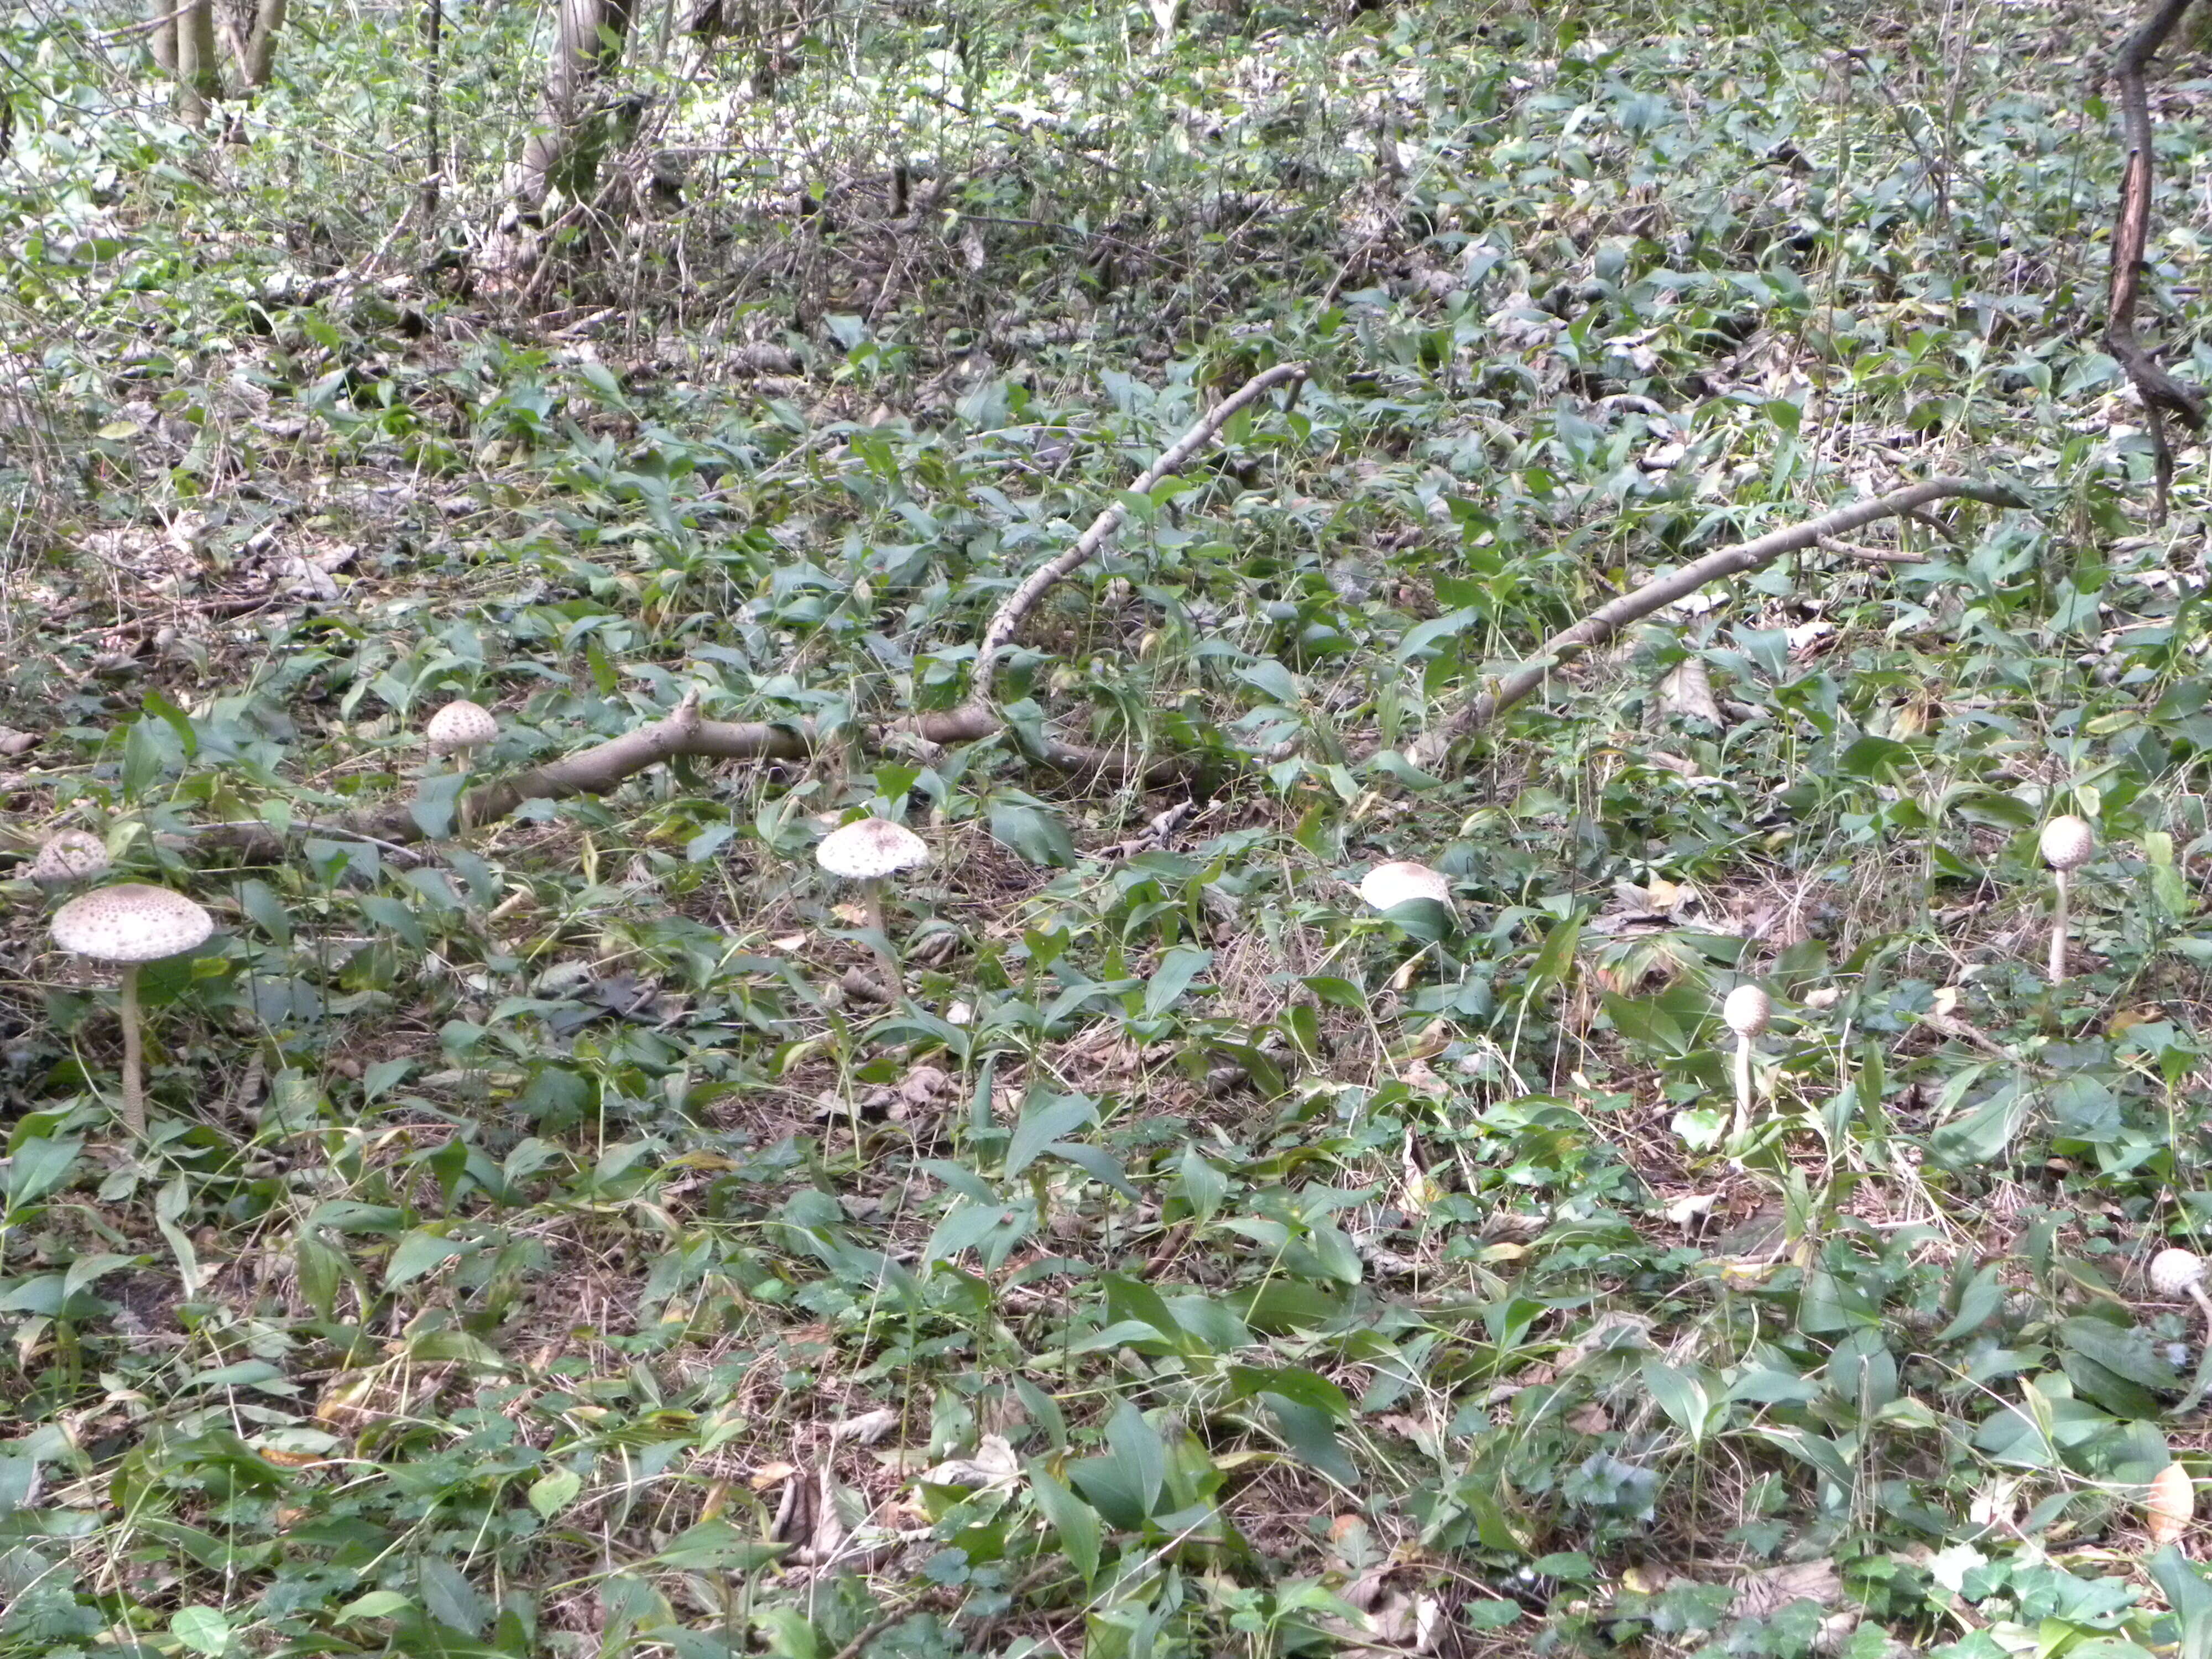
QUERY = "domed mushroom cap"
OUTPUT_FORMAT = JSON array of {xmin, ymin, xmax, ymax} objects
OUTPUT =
[
  {"xmin": 2040, "ymin": 815, "xmax": 2095, "ymax": 872},
  {"xmin": 817, "ymin": 817, "xmax": 928, "ymax": 879},
  {"xmin": 425, "ymin": 699, "xmax": 498, "ymax": 757},
  {"xmin": 29, "ymin": 830, "xmax": 111, "ymax": 884},
  {"xmin": 2151, "ymin": 1246, "xmax": 2206, "ymax": 1298},
  {"xmin": 1723, "ymin": 984, "xmax": 1772, "ymax": 1037},
  {"xmin": 51, "ymin": 884, "xmax": 213, "ymax": 964},
  {"xmin": 1359, "ymin": 860, "xmax": 1452, "ymax": 912}
]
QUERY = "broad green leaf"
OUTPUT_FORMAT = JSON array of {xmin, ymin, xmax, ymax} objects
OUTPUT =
[
  {"xmin": 2059, "ymin": 1317, "xmax": 2179, "ymax": 1393},
  {"xmin": 530, "ymin": 1467, "xmax": 583, "ymax": 1517},
  {"xmin": 1141, "ymin": 946, "xmax": 1213, "ymax": 1019},
  {"xmin": 1006, "ymin": 1091, "xmax": 1096, "ymax": 1177},
  {"xmin": 171, "ymin": 1607, "xmax": 230, "ymax": 1657},
  {"xmin": 989, "ymin": 802, "xmax": 1076, "ymax": 867},
  {"xmin": 1025, "ymin": 1460, "xmax": 1102, "ymax": 1584},
  {"xmin": 384, "ymin": 1228, "xmax": 485, "ymax": 1288},
  {"xmin": 1642, "ymin": 1359, "xmax": 1713, "ymax": 1444},
  {"xmin": 1177, "ymin": 1145, "xmax": 1227, "ymax": 1222}
]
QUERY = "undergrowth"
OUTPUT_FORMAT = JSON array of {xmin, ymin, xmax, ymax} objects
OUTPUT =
[{"xmin": 7, "ymin": 0, "xmax": 2212, "ymax": 1655}]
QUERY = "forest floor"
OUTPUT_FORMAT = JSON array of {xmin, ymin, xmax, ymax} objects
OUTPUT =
[{"xmin": 7, "ymin": 0, "xmax": 2212, "ymax": 1655}]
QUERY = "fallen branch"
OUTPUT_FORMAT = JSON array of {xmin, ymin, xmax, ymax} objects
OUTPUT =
[
  {"xmin": 2108, "ymin": 0, "xmax": 2205, "ymax": 521},
  {"xmin": 198, "ymin": 687, "xmax": 1191, "ymax": 863},
  {"xmin": 1404, "ymin": 478, "xmax": 2026, "ymax": 770},
  {"xmin": 196, "ymin": 363, "xmax": 1306, "ymax": 860}
]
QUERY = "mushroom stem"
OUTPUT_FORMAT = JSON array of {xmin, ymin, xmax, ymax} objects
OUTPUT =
[
  {"xmin": 2190, "ymin": 1280, "xmax": 2212, "ymax": 1332},
  {"xmin": 860, "ymin": 878, "xmax": 899, "ymax": 996},
  {"xmin": 1732, "ymin": 1031, "xmax": 1754, "ymax": 1142},
  {"xmin": 2049, "ymin": 868, "xmax": 2070, "ymax": 983},
  {"xmin": 118, "ymin": 964, "xmax": 146, "ymax": 1138}
]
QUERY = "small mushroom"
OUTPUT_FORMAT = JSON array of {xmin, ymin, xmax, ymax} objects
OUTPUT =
[
  {"xmin": 28, "ymin": 830, "xmax": 111, "ymax": 885},
  {"xmin": 50, "ymin": 884, "xmax": 215, "ymax": 1138},
  {"xmin": 1359, "ymin": 860, "xmax": 1452, "ymax": 914},
  {"xmin": 816, "ymin": 817, "xmax": 930, "ymax": 995},
  {"xmin": 1723, "ymin": 984, "xmax": 1771, "ymax": 1144},
  {"xmin": 2039, "ymin": 815, "xmax": 2094, "ymax": 983},
  {"xmin": 2152, "ymin": 1248, "xmax": 2212, "ymax": 1328},
  {"xmin": 422, "ymin": 699, "xmax": 499, "ymax": 836}
]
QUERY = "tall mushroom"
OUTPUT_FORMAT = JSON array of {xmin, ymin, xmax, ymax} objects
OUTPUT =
[
  {"xmin": 50, "ymin": 884, "xmax": 215, "ymax": 1138},
  {"xmin": 1724, "ymin": 983, "xmax": 1771, "ymax": 1144},
  {"xmin": 28, "ymin": 830, "xmax": 111, "ymax": 885},
  {"xmin": 422, "ymin": 698, "xmax": 498, "ymax": 837},
  {"xmin": 816, "ymin": 817, "xmax": 929, "ymax": 995},
  {"xmin": 2039, "ymin": 815, "xmax": 2094, "ymax": 983}
]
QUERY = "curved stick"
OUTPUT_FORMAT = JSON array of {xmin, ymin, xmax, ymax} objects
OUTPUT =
[
  {"xmin": 2108, "ymin": 0, "xmax": 2206, "ymax": 521},
  {"xmin": 1405, "ymin": 478, "xmax": 2025, "ymax": 770},
  {"xmin": 971, "ymin": 361, "xmax": 1308, "ymax": 704},
  {"xmin": 196, "ymin": 690, "xmax": 1188, "ymax": 861}
]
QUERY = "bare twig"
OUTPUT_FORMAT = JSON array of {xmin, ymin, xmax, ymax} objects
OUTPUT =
[
  {"xmin": 1405, "ymin": 478, "xmax": 2025, "ymax": 769},
  {"xmin": 971, "ymin": 361, "xmax": 1308, "ymax": 703},
  {"xmin": 2108, "ymin": 0, "xmax": 2206, "ymax": 521},
  {"xmin": 1817, "ymin": 536, "xmax": 1927, "ymax": 564}
]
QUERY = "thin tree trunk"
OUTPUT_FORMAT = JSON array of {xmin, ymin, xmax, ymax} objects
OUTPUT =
[
  {"xmin": 148, "ymin": 0, "xmax": 178, "ymax": 72},
  {"xmin": 423, "ymin": 0, "xmax": 444, "ymax": 212},
  {"xmin": 517, "ymin": 0, "xmax": 637, "ymax": 209},
  {"xmin": 175, "ymin": 0, "xmax": 222, "ymax": 124},
  {"xmin": 240, "ymin": 0, "xmax": 287, "ymax": 87}
]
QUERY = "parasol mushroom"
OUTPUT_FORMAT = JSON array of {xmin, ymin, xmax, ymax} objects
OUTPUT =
[
  {"xmin": 816, "ymin": 817, "xmax": 929, "ymax": 994},
  {"xmin": 1723, "ymin": 983, "xmax": 1771, "ymax": 1144},
  {"xmin": 2039, "ymin": 815, "xmax": 2094, "ymax": 983},
  {"xmin": 28, "ymin": 830, "xmax": 111, "ymax": 885},
  {"xmin": 51, "ymin": 883, "xmax": 215, "ymax": 1138},
  {"xmin": 422, "ymin": 699, "xmax": 498, "ymax": 836},
  {"xmin": 1358, "ymin": 860, "xmax": 1452, "ymax": 913}
]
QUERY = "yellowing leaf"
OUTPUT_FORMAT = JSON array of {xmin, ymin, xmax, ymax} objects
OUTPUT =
[{"xmin": 2148, "ymin": 1463, "xmax": 2192, "ymax": 1548}]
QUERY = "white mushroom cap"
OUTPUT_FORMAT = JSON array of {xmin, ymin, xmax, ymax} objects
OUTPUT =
[
  {"xmin": 1723, "ymin": 984, "xmax": 1772, "ymax": 1037},
  {"xmin": 425, "ymin": 699, "xmax": 498, "ymax": 757},
  {"xmin": 29, "ymin": 830, "xmax": 111, "ymax": 884},
  {"xmin": 51, "ymin": 884, "xmax": 214, "ymax": 964},
  {"xmin": 1359, "ymin": 860, "xmax": 1452, "ymax": 912},
  {"xmin": 2040, "ymin": 815, "xmax": 2094, "ymax": 872},
  {"xmin": 817, "ymin": 817, "xmax": 928, "ymax": 880},
  {"xmin": 2151, "ymin": 1247, "xmax": 2206, "ymax": 1298}
]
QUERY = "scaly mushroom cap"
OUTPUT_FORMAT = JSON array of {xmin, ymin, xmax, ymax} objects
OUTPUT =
[
  {"xmin": 2040, "ymin": 815, "xmax": 2095, "ymax": 872},
  {"xmin": 1723, "ymin": 984, "xmax": 1772, "ymax": 1037},
  {"xmin": 425, "ymin": 699, "xmax": 498, "ymax": 758},
  {"xmin": 29, "ymin": 830, "xmax": 111, "ymax": 884},
  {"xmin": 816, "ymin": 817, "xmax": 929, "ymax": 879},
  {"xmin": 1359, "ymin": 860, "xmax": 1452, "ymax": 912},
  {"xmin": 2151, "ymin": 1247, "xmax": 2207, "ymax": 1299},
  {"xmin": 51, "ymin": 884, "xmax": 214, "ymax": 964}
]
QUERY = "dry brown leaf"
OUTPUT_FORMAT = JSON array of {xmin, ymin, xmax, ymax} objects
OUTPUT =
[{"xmin": 1658, "ymin": 659, "xmax": 1724, "ymax": 726}]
